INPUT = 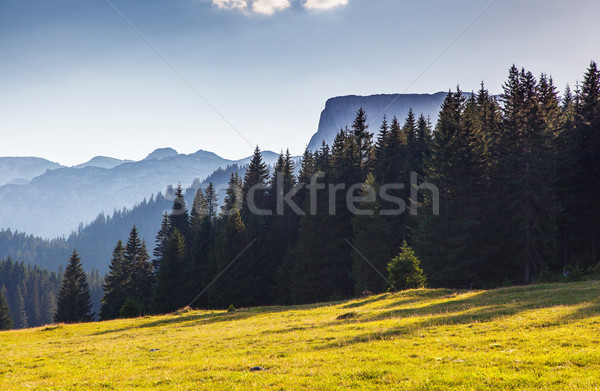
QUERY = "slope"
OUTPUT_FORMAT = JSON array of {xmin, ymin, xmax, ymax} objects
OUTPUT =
[{"xmin": 1, "ymin": 281, "xmax": 599, "ymax": 390}]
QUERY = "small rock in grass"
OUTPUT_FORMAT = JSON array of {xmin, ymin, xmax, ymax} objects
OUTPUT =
[
  {"xmin": 250, "ymin": 366, "xmax": 265, "ymax": 372},
  {"xmin": 336, "ymin": 311, "xmax": 359, "ymax": 320}
]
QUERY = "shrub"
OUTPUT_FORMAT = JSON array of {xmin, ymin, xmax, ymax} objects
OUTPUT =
[
  {"xmin": 119, "ymin": 298, "xmax": 141, "ymax": 318},
  {"xmin": 387, "ymin": 241, "xmax": 427, "ymax": 291}
]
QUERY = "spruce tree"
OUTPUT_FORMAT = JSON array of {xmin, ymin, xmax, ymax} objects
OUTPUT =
[
  {"xmin": 242, "ymin": 146, "xmax": 270, "ymax": 216},
  {"xmin": 190, "ymin": 188, "xmax": 207, "ymax": 231},
  {"xmin": 574, "ymin": 62, "xmax": 600, "ymax": 265},
  {"xmin": 387, "ymin": 241, "xmax": 426, "ymax": 290},
  {"xmin": 351, "ymin": 108, "xmax": 373, "ymax": 172},
  {"xmin": 350, "ymin": 174, "xmax": 397, "ymax": 294},
  {"xmin": 222, "ymin": 173, "xmax": 243, "ymax": 215},
  {"xmin": 152, "ymin": 213, "xmax": 170, "ymax": 275},
  {"xmin": 54, "ymin": 250, "xmax": 93, "ymax": 323},
  {"xmin": 188, "ymin": 184, "xmax": 218, "ymax": 308},
  {"xmin": 413, "ymin": 88, "xmax": 486, "ymax": 287},
  {"xmin": 169, "ymin": 184, "xmax": 190, "ymax": 240},
  {"xmin": 0, "ymin": 286, "xmax": 13, "ymax": 330},
  {"xmin": 124, "ymin": 227, "xmax": 154, "ymax": 312},
  {"xmin": 210, "ymin": 209, "xmax": 255, "ymax": 308},
  {"xmin": 241, "ymin": 146, "xmax": 271, "ymax": 304},
  {"xmin": 152, "ymin": 229, "xmax": 189, "ymax": 313},
  {"xmin": 100, "ymin": 240, "xmax": 127, "ymax": 320},
  {"xmin": 498, "ymin": 67, "xmax": 559, "ymax": 283}
]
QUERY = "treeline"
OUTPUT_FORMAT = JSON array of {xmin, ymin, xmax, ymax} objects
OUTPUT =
[
  {"xmin": 0, "ymin": 257, "xmax": 104, "ymax": 329},
  {"xmin": 3, "ymin": 62, "xmax": 598, "ymax": 326},
  {"xmin": 0, "ymin": 166, "xmax": 252, "ymax": 274},
  {"xmin": 0, "ymin": 193, "xmax": 172, "ymax": 273},
  {"xmin": 94, "ymin": 62, "xmax": 599, "ymax": 317}
]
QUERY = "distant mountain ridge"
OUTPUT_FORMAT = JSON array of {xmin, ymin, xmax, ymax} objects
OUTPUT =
[
  {"xmin": 0, "ymin": 148, "xmax": 281, "ymax": 238},
  {"xmin": 0, "ymin": 157, "xmax": 64, "ymax": 186},
  {"xmin": 74, "ymin": 156, "xmax": 133, "ymax": 169},
  {"xmin": 308, "ymin": 92, "xmax": 449, "ymax": 150}
]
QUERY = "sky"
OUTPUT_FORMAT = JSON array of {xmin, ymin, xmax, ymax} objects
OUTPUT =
[{"xmin": 1, "ymin": 0, "xmax": 599, "ymax": 166}]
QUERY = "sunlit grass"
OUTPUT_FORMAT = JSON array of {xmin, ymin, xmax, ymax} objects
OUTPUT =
[{"xmin": 1, "ymin": 282, "xmax": 599, "ymax": 390}]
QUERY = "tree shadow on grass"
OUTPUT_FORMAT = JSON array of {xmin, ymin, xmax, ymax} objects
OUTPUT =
[
  {"xmin": 91, "ymin": 302, "xmax": 338, "ymax": 336},
  {"xmin": 315, "ymin": 282, "xmax": 600, "ymax": 350},
  {"xmin": 341, "ymin": 294, "xmax": 393, "ymax": 309}
]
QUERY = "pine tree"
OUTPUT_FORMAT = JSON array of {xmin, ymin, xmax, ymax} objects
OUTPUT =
[
  {"xmin": 14, "ymin": 285, "xmax": 27, "ymax": 328},
  {"xmin": 152, "ymin": 213, "xmax": 170, "ymax": 275},
  {"xmin": 124, "ymin": 227, "xmax": 154, "ymax": 312},
  {"xmin": 414, "ymin": 113, "xmax": 432, "ymax": 176},
  {"xmin": 100, "ymin": 240, "xmax": 127, "ymax": 320},
  {"xmin": 413, "ymin": 88, "xmax": 486, "ymax": 287},
  {"xmin": 497, "ymin": 68, "xmax": 559, "ymax": 283},
  {"xmin": 404, "ymin": 107, "xmax": 417, "ymax": 159},
  {"xmin": 242, "ymin": 146, "xmax": 270, "ymax": 216},
  {"xmin": 204, "ymin": 183, "xmax": 218, "ymax": 222},
  {"xmin": 264, "ymin": 150, "xmax": 299, "ymax": 304},
  {"xmin": 54, "ymin": 250, "xmax": 93, "ymax": 323},
  {"xmin": 188, "ymin": 184, "xmax": 218, "ymax": 308},
  {"xmin": 190, "ymin": 188, "xmax": 207, "ymax": 231},
  {"xmin": 0, "ymin": 286, "xmax": 13, "ymax": 330},
  {"xmin": 573, "ymin": 62, "xmax": 600, "ymax": 265},
  {"xmin": 152, "ymin": 229, "xmax": 189, "ymax": 313},
  {"xmin": 240, "ymin": 146, "xmax": 272, "ymax": 304},
  {"xmin": 350, "ymin": 174, "xmax": 397, "ymax": 294},
  {"xmin": 387, "ymin": 241, "xmax": 426, "ymax": 290},
  {"xmin": 351, "ymin": 108, "xmax": 373, "ymax": 173},
  {"xmin": 210, "ymin": 209, "xmax": 255, "ymax": 308},
  {"xmin": 222, "ymin": 173, "xmax": 243, "ymax": 215},
  {"xmin": 169, "ymin": 184, "xmax": 190, "ymax": 240}
]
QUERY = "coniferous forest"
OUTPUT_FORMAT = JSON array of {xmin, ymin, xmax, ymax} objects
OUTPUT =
[{"xmin": 2, "ymin": 62, "xmax": 600, "ymax": 326}]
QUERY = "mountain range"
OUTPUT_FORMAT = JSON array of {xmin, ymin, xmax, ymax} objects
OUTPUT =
[{"xmin": 0, "ymin": 148, "xmax": 280, "ymax": 238}]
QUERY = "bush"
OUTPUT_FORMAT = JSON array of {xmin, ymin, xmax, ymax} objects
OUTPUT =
[
  {"xmin": 536, "ymin": 266, "xmax": 562, "ymax": 283},
  {"xmin": 565, "ymin": 263, "xmax": 586, "ymax": 282},
  {"xmin": 387, "ymin": 241, "xmax": 427, "ymax": 291},
  {"xmin": 227, "ymin": 304, "xmax": 236, "ymax": 313},
  {"xmin": 119, "ymin": 298, "xmax": 142, "ymax": 318}
]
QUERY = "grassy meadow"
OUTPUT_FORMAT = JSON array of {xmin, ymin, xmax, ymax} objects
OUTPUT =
[{"xmin": 1, "ymin": 281, "xmax": 600, "ymax": 390}]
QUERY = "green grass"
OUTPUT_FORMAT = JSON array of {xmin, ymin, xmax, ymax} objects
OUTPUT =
[{"xmin": 1, "ymin": 282, "xmax": 600, "ymax": 390}]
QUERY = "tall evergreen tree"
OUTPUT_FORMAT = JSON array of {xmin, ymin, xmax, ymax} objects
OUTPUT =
[
  {"xmin": 573, "ymin": 62, "xmax": 600, "ymax": 265},
  {"xmin": 152, "ymin": 212, "xmax": 170, "ymax": 275},
  {"xmin": 100, "ymin": 240, "xmax": 127, "ymax": 320},
  {"xmin": 413, "ymin": 89, "xmax": 486, "ymax": 287},
  {"xmin": 0, "ymin": 286, "xmax": 13, "ymax": 330},
  {"xmin": 500, "ymin": 68, "xmax": 559, "ymax": 283},
  {"xmin": 169, "ymin": 184, "xmax": 190, "ymax": 240},
  {"xmin": 350, "ymin": 174, "xmax": 397, "ymax": 294},
  {"xmin": 221, "ymin": 173, "xmax": 243, "ymax": 215},
  {"xmin": 188, "ymin": 184, "xmax": 218, "ymax": 308},
  {"xmin": 54, "ymin": 250, "xmax": 93, "ymax": 323},
  {"xmin": 152, "ymin": 229, "xmax": 189, "ymax": 313},
  {"xmin": 124, "ymin": 227, "xmax": 154, "ymax": 312},
  {"xmin": 351, "ymin": 108, "xmax": 373, "ymax": 173},
  {"xmin": 210, "ymin": 209, "xmax": 255, "ymax": 308},
  {"xmin": 242, "ymin": 146, "xmax": 270, "ymax": 216}
]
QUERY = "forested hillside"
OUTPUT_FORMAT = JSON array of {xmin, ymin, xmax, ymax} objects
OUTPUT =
[
  {"xmin": 95, "ymin": 63, "xmax": 600, "ymax": 318},
  {"xmin": 1, "ymin": 62, "xmax": 599, "ymax": 328}
]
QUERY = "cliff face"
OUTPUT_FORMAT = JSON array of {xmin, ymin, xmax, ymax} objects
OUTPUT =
[{"xmin": 307, "ymin": 92, "xmax": 449, "ymax": 150}]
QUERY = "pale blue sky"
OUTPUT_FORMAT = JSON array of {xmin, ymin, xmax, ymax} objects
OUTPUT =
[{"xmin": 1, "ymin": 0, "xmax": 598, "ymax": 166}]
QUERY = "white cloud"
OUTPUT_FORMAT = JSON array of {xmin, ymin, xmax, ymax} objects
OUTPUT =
[
  {"xmin": 212, "ymin": 0, "xmax": 248, "ymax": 11},
  {"xmin": 210, "ymin": 0, "xmax": 347, "ymax": 15},
  {"xmin": 252, "ymin": 0, "xmax": 291, "ymax": 15},
  {"xmin": 303, "ymin": 0, "xmax": 348, "ymax": 10}
]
